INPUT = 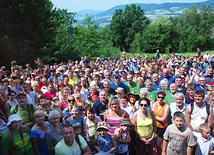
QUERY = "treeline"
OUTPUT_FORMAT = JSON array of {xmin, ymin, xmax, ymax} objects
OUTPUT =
[{"xmin": 0, "ymin": 1, "xmax": 214, "ymax": 67}]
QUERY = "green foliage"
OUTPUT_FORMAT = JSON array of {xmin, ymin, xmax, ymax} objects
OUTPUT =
[
  {"xmin": 1, "ymin": 2, "xmax": 214, "ymax": 66},
  {"xmin": 110, "ymin": 4, "xmax": 149, "ymax": 52},
  {"xmin": 0, "ymin": 0, "xmax": 53, "ymax": 66},
  {"xmin": 42, "ymin": 9, "xmax": 76, "ymax": 63}
]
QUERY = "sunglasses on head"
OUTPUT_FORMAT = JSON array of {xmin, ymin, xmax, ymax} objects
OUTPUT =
[
  {"xmin": 158, "ymin": 96, "xmax": 164, "ymax": 99},
  {"xmin": 140, "ymin": 104, "xmax": 148, "ymax": 107}
]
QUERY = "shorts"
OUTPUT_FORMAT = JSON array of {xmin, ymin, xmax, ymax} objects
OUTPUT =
[{"xmin": 156, "ymin": 127, "xmax": 166, "ymax": 139}]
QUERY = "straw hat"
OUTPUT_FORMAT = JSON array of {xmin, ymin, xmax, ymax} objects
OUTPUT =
[{"xmin": 115, "ymin": 87, "xmax": 124, "ymax": 94}]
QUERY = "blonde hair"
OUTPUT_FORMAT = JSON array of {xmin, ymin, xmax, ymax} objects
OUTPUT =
[
  {"xmin": 108, "ymin": 96, "xmax": 120, "ymax": 109},
  {"xmin": 33, "ymin": 110, "xmax": 45, "ymax": 117},
  {"xmin": 199, "ymin": 123, "xmax": 210, "ymax": 132}
]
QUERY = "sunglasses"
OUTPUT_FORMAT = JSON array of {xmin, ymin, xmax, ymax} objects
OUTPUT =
[
  {"xmin": 140, "ymin": 104, "xmax": 148, "ymax": 107},
  {"xmin": 158, "ymin": 96, "xmax": 164, "ymax": 99},
  {"xmin": 68, "ymin": 99, "xmax": 75, "ymax": 102}
]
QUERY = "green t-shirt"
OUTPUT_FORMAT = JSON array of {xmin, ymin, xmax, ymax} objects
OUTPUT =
[
  {"xmin": 147, "ymin": 90, "xmax": 175, "ymax": 105},
  {"xmin": 10, "ymin": 105, "xmax": 36, "ymax": 123},
  {"xmin": 1, "ymin": 127, "xmax": 35, "ymax": 155},
  {"xmin": 124, "ymin": 81, "xmax": 138, "ymax": 94}
]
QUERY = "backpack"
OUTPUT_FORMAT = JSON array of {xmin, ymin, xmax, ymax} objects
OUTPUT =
[
  {"xmin": 75, "ymin": 134, "xmax": 83, "ymax": 154},
  {"xmin": 6, "ymin": 125, "xmax": 30, "ymax": 153},
  {"xmin": 14, "ymin": 104, "xmax": 34, "ymax": 122},
  {"xmin": 189, "ymin": 102, "xmax": 210, "ymax": 122}
]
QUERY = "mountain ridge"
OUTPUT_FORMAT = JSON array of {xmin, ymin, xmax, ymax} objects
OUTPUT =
[{"xmin": 74, "ymin": 0, "xmax": 214, "ymax": 27}]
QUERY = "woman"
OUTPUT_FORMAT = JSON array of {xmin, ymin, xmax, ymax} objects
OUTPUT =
[
  {"xmin": 32, "ymin": 81, "xmax": 44, "ymax": 99},
  {"xmin": 44, "ymin": 83, "xmax": 56, "ymax": 100},
  {"xmin": 132, "ymin": 98, "xmax": 157, "ymax": 155},
  {"xmin": 151, "ymin": 91, "xmax": 169, "ymax": 155},
  {"xmin": 0, "ymin": 114, "xmax": 7, "ymax": 155},
  {"xmin": 50, "ymin": 96, "xmax": 64, "ymax": 119},
  {"xmin": 63, "ymin": 95, "xmax": 76, "ymax": 118},
  {"xmin": 104, "ymin": 96, "xmax": 129, "ymax": 135},
  {"xmin": 4, "ymin": 90, "xmax": 18, "ymax": 117},
  {"xmin": 30, "ymin": 110, "xmax": 51, "ymax": 155},
  {"xmin": 65, "ymin": 106, "xmax": 84, "ymax": 136},
  {"xmin": 46, "ymin": 110, "xmax": 63, "ymax": 155},
  {"xmin": 59, "ymin": 86, "xmax": 71, "ymax": 110},
  {"xmin": 83, "ymin": 107, "xmax": 101, "ymax": 153},
  {"xmin": 128, "ymin": 92, "xmax": 140, "ymax": 111},
  {"xmin": 0, "ymin": 86, "xmax": 8, "ymax": 117},
  {"xmin": 1, "ymin": 114, "xmax": 35, "ymax": 155}
]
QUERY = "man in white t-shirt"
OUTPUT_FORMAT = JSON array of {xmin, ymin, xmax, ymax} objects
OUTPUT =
[{"xmin": 55, "ymin": 124, "xmax": 91, "ymax": 155}]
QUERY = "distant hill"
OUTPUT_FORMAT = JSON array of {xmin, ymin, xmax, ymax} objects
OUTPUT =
[{"xmin": 74, "ymin": 0, "xmax": 214, "ymax": 27}]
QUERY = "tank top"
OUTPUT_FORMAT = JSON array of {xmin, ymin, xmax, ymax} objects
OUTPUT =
[
  {"xmin": 6, "ymin": 100, "xmax": 18, "ymax": 108},
  {"xmin": 106, "ymin": 110, "xmax": 125, "ymax": 135},
  {"xmin": 61, "ymin": 100, "xmax": 68, "ymax": 110},
  {"xmin": 137, "ymin": 110, "xmax": 153, "ymax": 138},
  {"xmin": 153, "ymin": 101, "xmax": 168, "ymax": 128}
]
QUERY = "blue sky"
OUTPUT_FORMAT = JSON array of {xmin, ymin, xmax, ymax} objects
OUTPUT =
[{"xmin": 51, "ymin": 0, "xmax": 207, "ymax": 12}]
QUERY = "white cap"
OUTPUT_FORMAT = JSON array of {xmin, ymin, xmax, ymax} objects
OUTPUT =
[{"xmin": 7, "ymin": 114, "xmax": 22, "ymax": 125}]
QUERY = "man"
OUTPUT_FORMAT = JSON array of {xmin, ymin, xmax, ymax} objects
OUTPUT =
[
  {"xmin": 195, "ymin": 76, "xmax": 208, "ymax": 92},
  {"xmin": 101, "ymin": 70, "xmax": 114, "ymax": 83},
  {"xmin": 175, "ymin": 76, "xmax": 187, "ymax": 95},
  {"xmin": 103, "ymin": 80, "xmax": 116, "ymax": 97},
  {"xmin": 185, "ymin": 89, "xmax": 213, "ymax": 132},
  {"xmin": 10, "ymin": 92, "xmax": 36, "ymax": 128},
  {"xmin": 22, "ymin": 82, "xmax": 37, "ymax": 105},
  {"xmin": 204, "ymin": 67, "xmax": 214, "ymax": 84},
  {"xmin": 92, "ymin": 90, "xmax": 109, "ymax": 121},
  {"xmin": 120, "ymin": 94, "xmax": 134, "ymax": 119},
  {"xmin": 151, "ymin": 73, "xmax": 160, "ymax": 91},
  {"xmin": 169, "ymin": 92, "xmax": 187, "ymax": 124},
  {"xmin": 124, "ymin": 74, "xmax": 137, "ymax": 94},
  {"xmin": 159, "ymin": 68, "xmax": 175, "ymax": 86},
  {"xmin": 110, "ymin": 73, "xmax": 126, "ymax": 93},
  {"xmin": 55, "ymin": 124, "xmax": 91, "ymax": 155}
]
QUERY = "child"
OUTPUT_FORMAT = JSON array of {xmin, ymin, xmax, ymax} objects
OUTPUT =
[
  {"xmin": 94, "ymin": 122, "xmax": 116, "ymax": 155},
  {"xmin": 162, "ymin": 111, "xmax": 196, "ymax": 155},
  {"xmin": 193, "ymin": 123, "xmax": 214, "ymax": 155},
  {"xmin": 83, "ymin": 107, "xmax": 101, "ymax": 153},
  {"xmin": 114, "ymin": 118, "xmax": 132, "ymax": 155}
]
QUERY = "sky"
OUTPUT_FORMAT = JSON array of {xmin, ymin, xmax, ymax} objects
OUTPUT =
[{"xmin": 50, "ymin": 0, "xmax": 207, "ymax": 12}]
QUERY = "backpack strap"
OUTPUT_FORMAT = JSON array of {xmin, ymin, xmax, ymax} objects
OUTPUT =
[
  {"xmin": 27, "ymin": 104, "xmax": 34, "ymax": 122},
  {"xmin": 14, "ymin": 104, "xmax": 18, "ymax": 113},
  {"xmin": 75, "ymin": 135, "xmax": 83, "ymax": 153}
]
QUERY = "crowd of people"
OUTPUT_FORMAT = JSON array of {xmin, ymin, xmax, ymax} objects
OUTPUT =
[{"xmin": 0, "ymin": 50, "xmax": 214, "ymax": 155}]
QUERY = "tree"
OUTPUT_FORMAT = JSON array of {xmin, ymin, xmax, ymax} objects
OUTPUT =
[
  {"xmin": 0, "ymin": 0, "xmax": 53, "ymax": 66},
  {"xmin": 42, "ymin": 9, "xmax": 76, "ymax": 63},
  {"xmin": 110, "ymin": 4, "xmax": 149, "ymax": 52}
]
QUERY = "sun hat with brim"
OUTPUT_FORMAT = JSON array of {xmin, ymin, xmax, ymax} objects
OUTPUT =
[
  {"xmin": 96, "ymin": 125, "xmax": 109, "ymax": 131},
  {"xmin": 128, "ymin": 92, "xmax": 140, "ymax": 101},
  {"xmin": 7, "ymin": 114, "xmax": 22, "ymax": 125},
  {"xmin": 120, "ymin": 118, "xmax": 133, "ymax": 126}
]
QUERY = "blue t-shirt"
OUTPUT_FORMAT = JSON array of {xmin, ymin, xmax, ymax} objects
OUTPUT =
[
  {"xmin": 65, "ymin": 116, "xmax": 84, "ymax": 136},
  {"xmin": 30, "ymin": 121, "xmax": 51, "ymax": 155},
  {"xmin": 95, "ymin": 134, "xmax": 113, "ymax": 153}
]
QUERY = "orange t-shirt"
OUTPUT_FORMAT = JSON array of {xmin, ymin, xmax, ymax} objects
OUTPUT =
[{"xmin": 153, "ymin": 101, "xmax": 168, "ymax": 128}]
